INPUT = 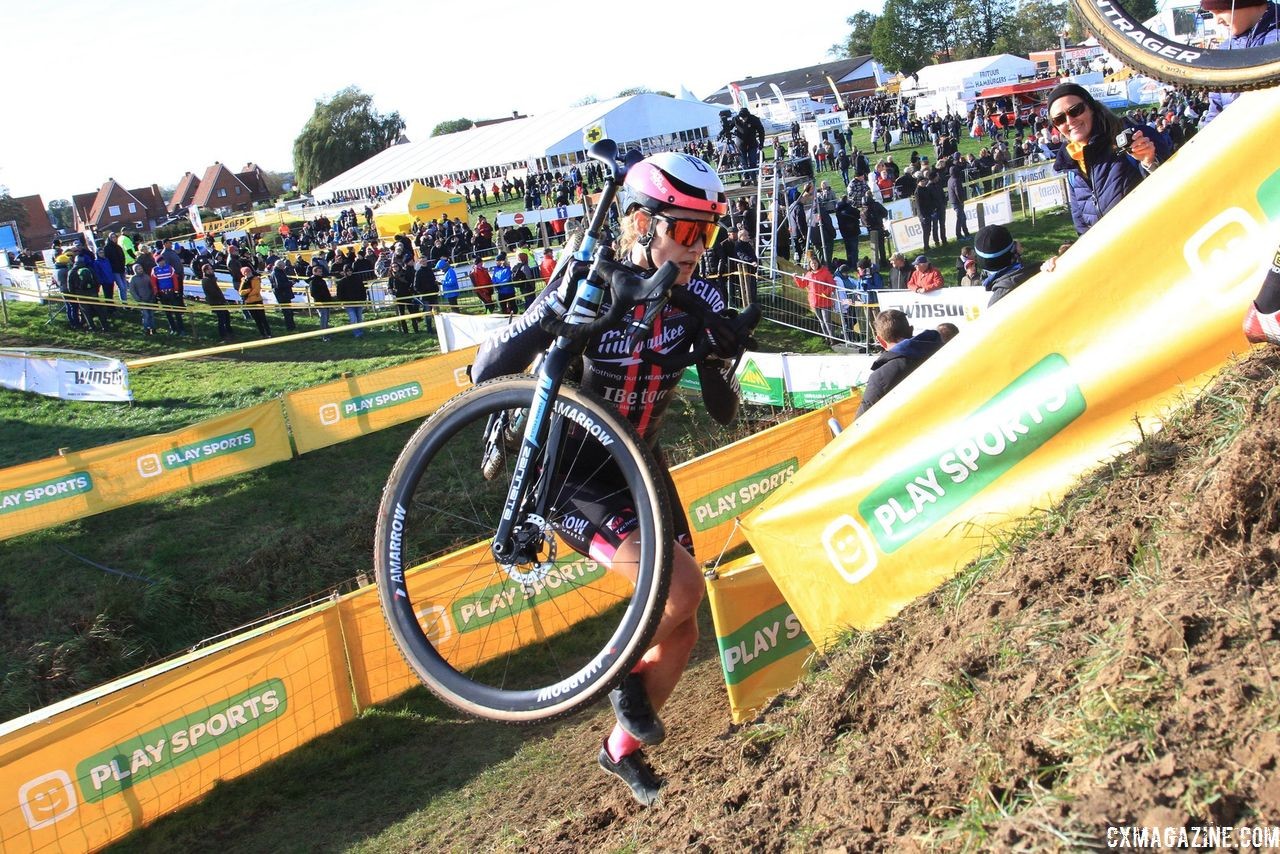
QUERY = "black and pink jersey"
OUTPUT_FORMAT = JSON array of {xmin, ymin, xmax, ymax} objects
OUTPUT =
[{"xmin": 471, "ymin": 271, "xmax": 729, "ymax": 444}]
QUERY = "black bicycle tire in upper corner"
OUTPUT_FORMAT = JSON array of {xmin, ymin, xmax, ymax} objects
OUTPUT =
[{"xmin": 1071, "ymin": 0, "xmax": 1280, "ymax": 91}]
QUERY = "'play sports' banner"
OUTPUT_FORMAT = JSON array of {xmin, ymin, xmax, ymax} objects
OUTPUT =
[
  {"xmin": 705, "ymin": 554, "xmax": 814, "ymax": 723},
  {"xmin": 284, "ymin": 348, "xmax": 475, "ymax": 455},
  {"xmin": 743, "ymin": 88, "xmax": 1280, "ymax": 649},
  {"xmin": 0, "ymin": 402, "xmax": 291, "ymax": 541}
]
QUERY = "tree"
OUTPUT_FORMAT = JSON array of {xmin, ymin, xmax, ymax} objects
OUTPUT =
[
  {"xmin": 831, "ymin": 11, "xmax": 880, "ymax": 58},
  {"xmin": 954, "ymin": 0, "xmax": 1015, "ymax": 58},
  {"xmin": 571, "ymin": 95, "xmax": 600, "ymax": 107},
  {"xmin": 0, "ymin": 186, "xmax": 28, "ymax": 231},
  {"xmin": 996, "ymin": 0, "xmax": 1071, "ymax": 56},
  {"xmin": 615, "ymin": 87, "xmax": 674, "ymax": 97},
  {"xmin": 432, "ymin": 118, "xmax": 475, "ymax": 136},
  {"xmin": 48, "ymin": 199, "xmax": 73, "ymax": 231},
  {"xmin": 292, "ymin": 87, "xmax": 405, "ymax": 192},
  {"xmin": 871, "ymin": 0, "xmax": 1017, "ymax": 71},
  {"xmin": 872, "ymin": 0, "xmax": 929, "ymax": 74}
]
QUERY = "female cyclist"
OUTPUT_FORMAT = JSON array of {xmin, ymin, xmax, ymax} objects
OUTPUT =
[{"xmin": 471, "ymin": 152, "xmax": 751, "ymax": 806}]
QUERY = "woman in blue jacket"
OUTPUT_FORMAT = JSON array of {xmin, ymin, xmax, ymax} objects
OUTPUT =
[
  {"xmin": 1049, "ymin": 83, "xmax": 1170, "ymax": 236},
  {"xmin": 435, "ymin": 258, "xmax": 460, "ymax": 307}
]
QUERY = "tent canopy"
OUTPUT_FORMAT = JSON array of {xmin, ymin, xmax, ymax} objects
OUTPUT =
[{"xmin": 374, "ymin": 182, "xmax": 466, "ymax": 237}]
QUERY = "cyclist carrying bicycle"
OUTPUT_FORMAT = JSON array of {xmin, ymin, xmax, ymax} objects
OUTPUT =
[{"xmin": 471, "ymin": 152, "xmax": 752, "ymax": 805}]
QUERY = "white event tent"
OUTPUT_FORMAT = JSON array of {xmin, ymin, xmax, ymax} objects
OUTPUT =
[
  {"xmin": 902, "ymin": 54, "xmax": 1038, "ymax": 116},
  {"xmin": 310, "ymin": 93, "xmax": 728, "ymax": 203}
]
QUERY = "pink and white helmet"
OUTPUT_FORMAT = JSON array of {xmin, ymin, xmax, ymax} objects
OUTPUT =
[{"xmin": 621, "ymin": 152, "xmax": 728, "ymax": 216}]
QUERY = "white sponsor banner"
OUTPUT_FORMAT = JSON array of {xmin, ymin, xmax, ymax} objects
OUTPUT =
[
  {"xmin": 889, "ymin": 216, "xmax": 928, "ymax": 254},
  {"xmin": 0, "ymin": 267, "xmax": 47, "ymax": 303},
  {"xmin": 874, "ymin": 287, "xmax": 989, "ymax": 329},
  {"xmin": 0, "ymin": 349, "xmax": 133, "ymax": 402},
  {"xmin": 943, "ymin": 190, "xmax": 1015, "ymax": 243},
  {"xmin": 433, "ymin": 312, "xmax": 515, "ymax": 354},
  {"xmin": 816, "ymin": 111, "xmax": 848, "ymax": 130},
  {"xmin": 782, "ymin": 353, "xmax": 877, "ymax": 407},
  {"xmin": 496, "ymin": 205, "xmax": 585, "ymax": 228},
  {"xmin": 885, "ymin": 199, "xmax": 915, "ymax": 222},
  {"xmin": 1026, "ymin": 176, "xmax": 1068, "ymax": 212}
]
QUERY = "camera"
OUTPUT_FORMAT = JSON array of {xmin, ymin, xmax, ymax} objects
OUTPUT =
[{"xmin": 1115, "ymin": 127, "xmax": 1136, "ymax": 151}]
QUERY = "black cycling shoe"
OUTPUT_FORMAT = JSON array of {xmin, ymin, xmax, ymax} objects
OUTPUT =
[
  {"xmin": 598, "ymin": 743, "xmax": 663, "ymax": 807},
  {"xmin": 609, "ymin": 673, "xmax": 666, "ymax": 745}
]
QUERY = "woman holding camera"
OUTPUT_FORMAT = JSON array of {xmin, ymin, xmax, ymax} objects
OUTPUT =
[{"xmin": 1048, "ymin": 83, "xmax": 1170, "ymax": 236}]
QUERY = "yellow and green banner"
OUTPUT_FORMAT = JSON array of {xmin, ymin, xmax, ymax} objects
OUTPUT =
[
  {"xmin": 705, "ymin": 554, "xmax": 813, "ymax": 723},
  {"xmin": 742, "ymin": 87, "xmax": 1280, "ymax": 649},
  {"xmin": 0, "ymin": 402, "xmax": 291, "ymax": 540},
  {"xmin": 284, "ymin": 348, "xmax": 476, "ymax": 454}
]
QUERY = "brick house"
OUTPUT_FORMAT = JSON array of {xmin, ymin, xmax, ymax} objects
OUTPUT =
[
  {"xmin": 70, "ymin": 179, "xmax": 168, "ymax": 233},
  {"xmin": 169, "ymin": 171, "xmax": 201, "ymax": 212},
  {"xmin": 191, "ymin": 162, "xmax": 255, "ymax": 213}
]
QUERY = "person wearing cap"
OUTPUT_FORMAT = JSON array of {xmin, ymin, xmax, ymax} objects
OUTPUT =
[
  {"xmin": 1048, "ymin": 82, "xmax": 1170, "ymax": 236},
  {"xmin": 435, "ymin": 257, "xmax": 459, "ymax": 308},
  {"xmin": 906, "ymin": 255, "xmax": 943, "ymax": 293},
  {"xmin": 974, "ymin": 224, "xmax": 1035, "ymax": 306},
  {"xmin": 1200, "ymin": 0, "xmax": 1279, "ymax": 126},
  {"xmin": 509, "ymin": 250, "xmax": 536, "ymax": 311},
  {"xmin": 468, "ymin": 254, "xmax": 495, "ymax": 312},
  {"xmin": 490, "ymin": 252, "xmax": 516, "ymax": 314},
  {"xmin": 538, "ymin": 247, "xmax": 557, "ymax": 283},
  {"xmin": 270, "ymin": 259, "xmax": 297, "ymax": 332}
]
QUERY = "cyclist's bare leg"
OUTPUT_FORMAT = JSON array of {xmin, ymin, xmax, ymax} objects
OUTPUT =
[{"xmin": 608, "ymin": 533, "xmax": 704, "ymax": 712}]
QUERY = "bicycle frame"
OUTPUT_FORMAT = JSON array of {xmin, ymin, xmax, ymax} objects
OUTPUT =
[{"xmin": 489, "ymin": 151, "xmax": 621, "ymax": 568}]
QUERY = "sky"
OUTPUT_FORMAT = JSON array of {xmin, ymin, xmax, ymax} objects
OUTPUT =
[{"xmin": 0, "ymin": 0, "xmax": 876, "ymax": 205}]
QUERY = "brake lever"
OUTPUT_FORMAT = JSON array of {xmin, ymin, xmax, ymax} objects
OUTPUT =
[{"xmin": 618, "ymin": 261, "xmax": 680, "ymax": 352}]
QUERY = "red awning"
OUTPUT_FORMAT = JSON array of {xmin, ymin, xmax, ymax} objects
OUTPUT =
[{"xmin": 977, "ymin": 79, "xmax": 1059, "ymax": 99}]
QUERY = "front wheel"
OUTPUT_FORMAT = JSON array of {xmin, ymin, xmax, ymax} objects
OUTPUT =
[
  {"xmin": 1071, "ymin": 0, "xmax": 1280, "ymax": 91},
  {"xmin": 374, "ymin": 377, "xmax": 673, "ymax": 723}
]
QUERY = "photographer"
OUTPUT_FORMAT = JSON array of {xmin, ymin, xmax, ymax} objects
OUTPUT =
[{"xmin": 1048, "ymin": 83, "xmax": 1170, "ymax": 236}]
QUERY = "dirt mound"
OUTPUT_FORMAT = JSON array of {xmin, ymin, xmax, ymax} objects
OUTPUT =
[
  {"xmin": 116, "ymin": 349, "xmax": 1280, "ymax": 852},
  {"xmin": 488, "ymin": 348, "xmax": 1280, "ymax": 850}
]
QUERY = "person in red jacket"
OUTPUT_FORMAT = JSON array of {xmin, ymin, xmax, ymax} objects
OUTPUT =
[
  {"xmin": 794, "ymin": 252, "xmax": 836, "ymax": 339},
  {"xmin": 538, "ymin": 247, "xmax": 557, "ymax": 282},
  {"xmin": 906, "ymin": 254, "xmax": 944, "ymax": 293},
  {"xmin": 468, "ymin": 255, "xmax": 495, "ymax": 312}
]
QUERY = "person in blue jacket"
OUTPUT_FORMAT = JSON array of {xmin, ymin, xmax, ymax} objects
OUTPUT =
[
  {"xmin": 1048, "ymin": 82, "xmax": 1170, "ymax": 236},
  {"xmin": 490, "ymin": 252, "xmax": 516, "ymax": 314},
  {"xmin": 436, "ymin": 258, "xmax": 459, "ymax": 307}
]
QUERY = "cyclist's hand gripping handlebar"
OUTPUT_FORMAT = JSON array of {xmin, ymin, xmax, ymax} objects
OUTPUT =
[{"xmin": 537, "ymin": 259, "xmax": 680, "ymax": 344}]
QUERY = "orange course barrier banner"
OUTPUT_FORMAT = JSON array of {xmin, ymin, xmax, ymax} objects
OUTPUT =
[
  {"xmin": 705, "ymin": 554, "xmax": 814, "ymax": 723},
  {"xmin": 743, "ymin": 88, "xmax": 1280, "ymax": 649},
  {"xmin": 284, "ymin": 348, "xmax": 476, "ymax": 454},
  {"xmin": 0, "ymin": 402, "xmax": 291, "ymax": 541},
  {"xmin": 672, "ymin": 395, "xmax": 860, "ymax": 561},
  {"xmin": 0, "ymin": 600, "xmax": 355, "ymax": 853}
]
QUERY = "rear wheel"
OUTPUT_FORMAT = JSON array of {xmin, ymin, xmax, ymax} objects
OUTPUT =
[
  {"xmin": 1071, "ymin": 0, "xmax": 1280, "ymax": 90},
  {"xmin": 374, "ymin": 377, "xmax": 673, "ymax": 723}
]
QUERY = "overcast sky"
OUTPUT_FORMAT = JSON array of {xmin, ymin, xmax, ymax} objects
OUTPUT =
[{"xmin": 0, "ymin": 0, "xmax": 873, "ymax": 204}]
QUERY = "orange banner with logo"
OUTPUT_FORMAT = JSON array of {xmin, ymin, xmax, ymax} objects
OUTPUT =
[
  {"xmin": 672, "ymin": 396, "xmax": 860, "ymax": 561},
  {"xmin": 284, "ymin": 348, "xmax": 477, "ymax": 455},
  {"xmin": 705, "ymin": 554, "xmax": 814, "ymax": 723},
  {"xmin": 0, "ymin": 402, "xmax": 291, "ymax": 541},
  {"xmin": 743, "ymin": 88, "xmax": 1280, "ymax": 649},
  {"xmin": 0, "ymin": 601, "xmax": 352, "ymax": 852}
]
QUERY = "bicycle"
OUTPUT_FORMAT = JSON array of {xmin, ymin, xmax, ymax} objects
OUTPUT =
[
  {"xmin": 374, "ymin": 139, "xmax": 756, "ymax": 724},
  {"xmin": 1069, "ymin": 0, "xmax": 1280, "ymax": 91}
]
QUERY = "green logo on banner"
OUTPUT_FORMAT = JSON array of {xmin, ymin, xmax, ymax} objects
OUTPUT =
[
  {"xmin": 717, "ymin": 602, "xmax": 810, "ymax": 685},
  {"xmin": 790, "ymin": 387, "xmax": 852, "ymax": 410},
  {"xmin": 738, "ymin": 359, "xmax": 786, "ymax": 406},
  {"xmin": 450, "ymin": 557, "xmax": 608, "ymax": 633},
  {"xmin": 857, "ymin": 353, "xmax": 1085, "ymax": 554},
  {"xmin": 1257, "ymin": 167, "xmax": 1280, "ymax": 221},
  {"xmin": 689, "ymin": 458, "xmax": 799, "ymax": 531},
  {"xmin": 75, "ymin": 679, "xmax": 286, "ymax": 803},
  {"xmin": 341, "ymin": 382, "xmax": 423, "ymax": 418},
  {"xmin": 677, "ymin": 366, "xmax": 701, "ymax": 391},
  {"xmin": 0, "ymin": 472, "xmax": 93, "ymax": 515},
  {"xmin": 156, "ymin": 429, "xmax": 256, "ymax": 471}
]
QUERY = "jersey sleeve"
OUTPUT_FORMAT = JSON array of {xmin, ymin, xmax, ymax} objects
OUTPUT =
[{"xmin": 470, "ymin": 281, "xmax": 559, "ymax": 383}]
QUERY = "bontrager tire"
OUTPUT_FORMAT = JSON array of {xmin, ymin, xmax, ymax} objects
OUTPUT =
[
  {"xmin": 1071, "ymin": 0, "xmax": 1280, "ymax": 91},
  {"xmin": 374, "ymin": 377, "xmax": 673, "ymax": 723}
]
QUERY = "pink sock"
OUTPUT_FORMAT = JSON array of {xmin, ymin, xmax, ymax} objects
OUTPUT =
[{"xmin": 606, "ymin": 723, "xmax": 643, "ymax": 762}]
